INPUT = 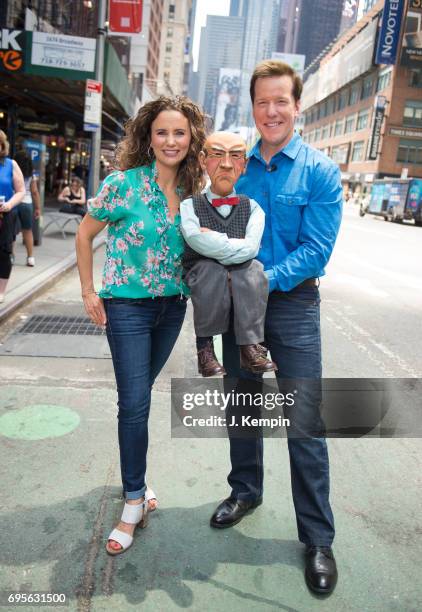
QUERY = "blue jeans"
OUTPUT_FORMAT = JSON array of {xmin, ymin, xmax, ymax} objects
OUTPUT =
[
  {"xmin": 104, "ymin": 296, "xmax": 187, "ymax": 500},
  {"xmin": 222, "ymin": 285, "xmax": 335, "ymax": 546}
]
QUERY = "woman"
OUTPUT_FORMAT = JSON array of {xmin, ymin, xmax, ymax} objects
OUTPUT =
[
  {"xmin": 13, "ymin": 149, "xmax": 41, "ymax": 267},
  {"xmin": 58, "ymin": 175, "xmax": 86, "ymax": 216},
  {"xmin": 76, "ymin": 96, "xmax": 206, "ymax": 555},
  {"xmin": 0, "ymin": 131, "xmax": 25, "ymax": 303}
]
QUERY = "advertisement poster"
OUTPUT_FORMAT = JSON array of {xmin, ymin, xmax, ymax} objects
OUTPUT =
[
  {"xmin": 400, "ymin": 0, "xmax": 422, "ymax": 67},
  {"xmin": 214, "ymin": 68, "xmax": 240, "ymax": 131}
]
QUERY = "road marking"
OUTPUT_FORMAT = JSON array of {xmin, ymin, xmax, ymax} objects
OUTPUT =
[
  {"xmin": 325, "ymin": 304, "xmax": 420, "ymax": 378},
  {"xmin": 325, "ymin": 273, "xmax": 389, "ymax": 298},
  {"xmin": 334, "ymin": 252, "xmax": 422, "ymax": 292},
  {"xmin": 0, "ymin": 404, "xmax": 80, "ymax": 440}
]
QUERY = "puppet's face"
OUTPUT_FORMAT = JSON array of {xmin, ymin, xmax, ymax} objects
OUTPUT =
[{"xmin": 200, "ymin": 132, "xmax": 247, "ymax": 196}]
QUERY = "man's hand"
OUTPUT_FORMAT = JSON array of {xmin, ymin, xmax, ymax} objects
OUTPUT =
[
  {"xmin": 0, "ymin": 201, "xmax": 12, "ymax": 213},
  {"xmin": 200, "ymin": 227, "xmax": 212, "ymax": 233},
  {"xmin": 34, "ymin": 207, "xmax": 41, "ymax": 220}
]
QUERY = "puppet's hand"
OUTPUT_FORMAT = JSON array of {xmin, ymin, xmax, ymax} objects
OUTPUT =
[{"xmin": 200, "ymin": 227, "xmax": 212, "ymax": 233}]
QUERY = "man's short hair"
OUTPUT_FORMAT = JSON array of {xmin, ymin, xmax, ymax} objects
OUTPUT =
[{"xmin": 250, "ymin": 60, "xmax": 303, "ymax": 103}]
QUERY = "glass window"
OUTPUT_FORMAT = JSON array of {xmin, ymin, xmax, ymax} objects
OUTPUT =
[
  {"xmin": 167, "ymin": 27, "xmax": 173, "ymax": 37},
  {"xmin": 169, "ymin": 4, "xmax": 175, "ymax": 19},
  {"xmin": 344, "ymin": 115, "xmax": 356, "ymax": 133},
  {"xmin": 315, "ymin": 128, "xmax": 321, "ymax": 141},
  {"xmin": 166, "ymin": 43, "xmax": 172, "ymax": 53},
  {"xmin": 322, "ymin": 125, "xmax": 330, "ymax": 139},
  {"xmin": 327, "ymin": 97, "xmax": 335, "ymax": 115},
  {"xmin": 164, "ymin": 57, "xmax": 171, "ymax": 68},
  {"xmin": 377, "ymin": 68, "xmax": 392, "ymax": 92},
  {"xmin": 357, "ymin": 109, "xmax": 370, "ymax": 130},
  {"xmin": 349, "ymin": 84, "xmax": 360, "ymax": 105},
  {"xmin": 396, "ymin": 138, "xmax": 422, "ymax": 164},
  {"xmin": 409, "ymin": 69, "xmax": 422, "ymax": 88},
  {"xmin": 334, "ymin": 119, "xmax": 344, "ymax": 136},
  {"xmin": 361, "ymin": 75, "xmax": 374, "ymax": 99},
  {"xmin": 351, "ymin": 141, "xmax": 364, "ymax": 162},
  {"xmin": 403, "ymin": 100, "xmax": 422, "ymax": 127},
  {"xmin": 338, "ymin": 89, "xmax": 349, "ymax": 111}
]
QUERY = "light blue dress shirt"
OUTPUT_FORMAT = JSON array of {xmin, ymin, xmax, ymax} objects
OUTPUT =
[
  {"xmin": 180, "ymin": 186, "xmax": 265, "ymax": 265},
  {"xmin": 236, "ymin": 133, "xmax": 343, "ymax": 292}
]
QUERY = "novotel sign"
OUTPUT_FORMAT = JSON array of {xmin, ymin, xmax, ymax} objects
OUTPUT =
[{"xmin": 375, "ymin": 0, "xmax": 405, "ymax": 65}]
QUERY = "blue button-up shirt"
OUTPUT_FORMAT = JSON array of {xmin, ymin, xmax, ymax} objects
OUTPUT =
[{"xmin": 236, "ymin": 133, "xmax": 343, "ymax": 292}]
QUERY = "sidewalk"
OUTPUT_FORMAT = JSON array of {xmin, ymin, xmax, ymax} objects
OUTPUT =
[{"xmin": 0, "ymin": 222, "xmax": 104, "ymax": 323}]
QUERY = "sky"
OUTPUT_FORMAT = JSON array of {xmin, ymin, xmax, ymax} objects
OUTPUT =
[{"xmin": 192, "ymin": 0, "xmax": 230, "ymax": 71}]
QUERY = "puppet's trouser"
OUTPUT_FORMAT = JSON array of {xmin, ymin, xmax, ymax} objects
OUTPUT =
[
  {"xmin": 185, "ymin": 259, "xmax": 267, "ymax": 343},
  {"xmin": 104, "ymin": 296, "xmax": 187, "ymax": 499},
  {"xmin": 222, "ymin": 285, "xmax": 335, "ymax": 547}
]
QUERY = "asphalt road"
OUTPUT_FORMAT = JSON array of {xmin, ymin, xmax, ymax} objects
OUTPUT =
[{"xmin": 322, "ymin": 204, "xmax": 422, "ymax": 378}]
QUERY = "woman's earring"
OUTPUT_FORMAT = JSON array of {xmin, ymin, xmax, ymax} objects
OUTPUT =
[{"xmin": 147, "ymin": 145, "xmax": 154, "ymax": 159}]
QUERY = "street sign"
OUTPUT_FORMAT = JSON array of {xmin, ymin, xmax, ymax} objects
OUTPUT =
[
  {"xmin": 84, "ymin": 79, "xmax": 102, "ymax": 130},
  {"xmin": 108, "ymin": 0, "xmax": 143, "ymax": 36}
]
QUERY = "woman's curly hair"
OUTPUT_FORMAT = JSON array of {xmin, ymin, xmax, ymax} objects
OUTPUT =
[{"xmin": 115, "ymin": 96, "xmax": 207, "ymax": 197}]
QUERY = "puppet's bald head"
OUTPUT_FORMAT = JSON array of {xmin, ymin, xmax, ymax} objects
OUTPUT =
[{"xmin": 201, "ymin": 131, "xmax": 247, "ymax": 196}]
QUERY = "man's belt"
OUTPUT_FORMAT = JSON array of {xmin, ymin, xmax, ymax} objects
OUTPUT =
[
  {"xmin": 273, "ymin": 278, "xmax": 318, "ymax": 295},
  {"xmin": 296, "ymin": 278, "xmax": 318, "ymax": 288}
]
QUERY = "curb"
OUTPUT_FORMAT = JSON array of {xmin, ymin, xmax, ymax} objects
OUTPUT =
[{"xmin": 0, "ymin": 235, "xmax": 105, "ymax": 324}]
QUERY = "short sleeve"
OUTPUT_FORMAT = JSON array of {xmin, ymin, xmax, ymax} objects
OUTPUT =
[{"xmin": 87, "ymin": 171, "xmax": 131, "ymax": 223}]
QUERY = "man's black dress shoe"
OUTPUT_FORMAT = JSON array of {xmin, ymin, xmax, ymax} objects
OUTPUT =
[
  {"xmin": 305, "ymin": 546, "xmax": 338, "ymax": 595},
  {"xmin": 210, "ymin": 497, "xmax": 263, "ymax": 528}
]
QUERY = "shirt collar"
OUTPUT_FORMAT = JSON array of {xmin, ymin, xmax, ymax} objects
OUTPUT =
[
  {"xmin": 249, "ymin": 132, "xmax": 303, "ymax": 163},
  {"xmin": 205, "ymin": 186, "xmax": 236, "ymax": 203}
]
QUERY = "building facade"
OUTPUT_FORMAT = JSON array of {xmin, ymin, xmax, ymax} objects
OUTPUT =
[
  {"xmin": 130, "ymin": 0, "xmax": 164, "ymax": 104},
  {"xmin": 196, "ymin": 15, "xmax": 244, "ymax": 119},
  {"xmin": 301, "ymin": 0, "xmax": 422, "ymax": 195},
  {"xmin": 157, "ymin": 0, "xmax": 192, "ymax": 96}
]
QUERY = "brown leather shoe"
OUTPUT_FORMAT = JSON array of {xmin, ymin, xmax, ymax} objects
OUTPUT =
[
  {"xmin": 240, "ymin": 344, "xmax": 278, "ymax": 373},
  {"xmin": 198, "ymin": 341, "xmax": 226, "ymax": 377}
]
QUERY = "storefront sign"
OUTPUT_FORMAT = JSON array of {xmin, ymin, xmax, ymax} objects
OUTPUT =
[
  {"xmin": 0, "ymin": 29, "xmax": 26, "ymax": 72},
  {"xmin": 368, "ymin": 96, "xmax": 387, "ymax": 160},
  {"xmin": 84, "ymin": 79, "xmax": 103, "ymax": 131},
  {"xmin": 400, "ymin": 1, "xmax": 422, "ymax": 68},
  {"xmin": 109, "ymin": 0, "xmax": 143, "ymax": 36},
  {"xmin": 375, "ymin": 0, "xmax": 405, "ymax": 65},
  {"xmin": 31, "ymin": 32, "xmax": 96, "ymax": 72},
  {"xmin": 17, "ymin": 119, "xmax": 60, "ymax": 133},
  {"xmin": 389, "ymin": 126, "xmax": 422, "ymax": 138}
]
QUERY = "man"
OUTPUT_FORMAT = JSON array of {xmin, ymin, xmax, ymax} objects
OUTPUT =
[
  {"xmin": 180, "ymin": 131, "xmax": 276, "ymax": 377},
  {"xmin": 210, "ymin": 60, "xmax": 343, "ymax": 595}
]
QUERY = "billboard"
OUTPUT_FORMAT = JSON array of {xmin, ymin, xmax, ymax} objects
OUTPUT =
[
  {"xmin": 109, "ymin": 0, "xmax": 143, "ymax": 36},
  {"xmin": 302, "ymin": 18, "xmax": 377, "ymax": 110},
  {"xmin": 400, "ymin": 0, "xmax": 422, "ymax": 68},
  {"xmin": 375, "ymin": 0, "xmax": 405, "ymax": 65},
  {"xmin": 214, "ymin": 69, "xmax": 240, "ymax": 132},
  {"xmin": 271, "ymin": 52, "xmax": 306, "ymax": 77}
]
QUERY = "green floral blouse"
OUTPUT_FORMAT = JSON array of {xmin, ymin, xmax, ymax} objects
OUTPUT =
[{"xmin": 88, "ymin": 162, "xmax": 189, "ymax": 299}]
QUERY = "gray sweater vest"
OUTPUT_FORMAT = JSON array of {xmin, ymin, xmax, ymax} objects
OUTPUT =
[{"xmin": 183, "ymin": 193, "xmax": 251, "ymax": 270}]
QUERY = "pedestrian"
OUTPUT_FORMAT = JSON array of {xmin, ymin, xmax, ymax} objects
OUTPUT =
[
  {"xmin": 209, "ymin": 60, "xmax": 343, "ymax": 596},
  {"xmin": 76, "ymin": 96, "xmax": 206, "ymax": 555},
  {"xmin": 0, "ymin": 131, "xmax": 26, "ymax": 303},
  {"xmin": 13, "ymin": 149, "xmax": 41, "ymax": 267},
  {"xmin": 58, "ymin": 176, "xmax": 87, "ymax": 216}
]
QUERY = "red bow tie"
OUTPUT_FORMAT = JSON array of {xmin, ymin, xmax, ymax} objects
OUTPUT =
[{"xmin": 211, "ymin": 196, "xmax": 240, "ymax": 207}]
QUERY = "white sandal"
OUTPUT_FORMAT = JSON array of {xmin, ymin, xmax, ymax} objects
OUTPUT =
[
  {"xmin": 106, "ymin": 500, "xmax": 148, "ymax": 556},
  {"xmin": 145, "ymin": 487, "xmax": 158, "ymax": 512}
]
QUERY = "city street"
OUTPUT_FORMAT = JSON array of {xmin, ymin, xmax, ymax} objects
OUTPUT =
[{"xmin": 0, "ymin": 208, "xmax": 421, "ymax": 612}]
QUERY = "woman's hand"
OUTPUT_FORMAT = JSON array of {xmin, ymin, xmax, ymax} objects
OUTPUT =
[{"xmin": 82, "ymin": 292, "xmax": 107, "ymax": 326}]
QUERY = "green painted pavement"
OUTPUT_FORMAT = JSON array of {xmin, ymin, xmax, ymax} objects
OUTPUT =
[{"xmin": 0, "ymin": 404, "xmax": 80, "ymax": 440}]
